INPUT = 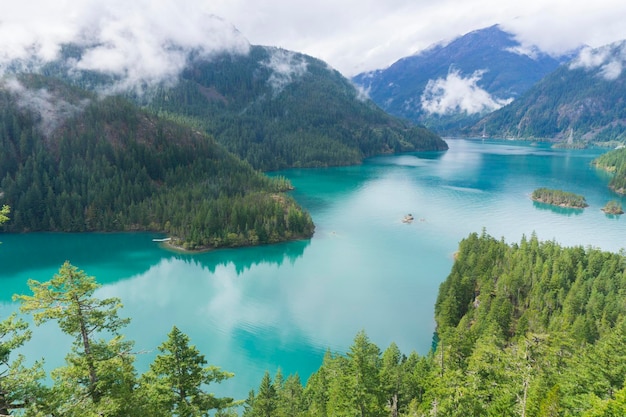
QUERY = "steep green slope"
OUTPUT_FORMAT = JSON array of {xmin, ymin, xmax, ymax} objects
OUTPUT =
[
  {"xmin": 593, "ymin": 147, "xmax": 626, "ymax": 193},
  {"xmin": 146, "ymin": 46, "xmax": 447, "ymax": 170},
  {"xmin": 473, "ymin": 41, "xmax": 626, "ymax": 144},
  {"xmin": 42, "ymin": 45, "xmax": 447, "ymax": 170},
  {"xmin": 0, "ymin": 75, "xmax": 314, "ymax": 249}
]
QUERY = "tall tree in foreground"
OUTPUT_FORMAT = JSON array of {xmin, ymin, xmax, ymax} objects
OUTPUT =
[
  {"xmin": 138, "ymin": 326, "xmax": 235, "ymax": 417},
  {"xmin": 15, "ymin": 261, "xmax": 137, "ymax": 416}
]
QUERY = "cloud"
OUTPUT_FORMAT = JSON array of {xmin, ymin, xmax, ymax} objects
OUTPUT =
[
  {"xmin": 261, "ymin": 48, "xmax": 308, "ymax": 94},
  {"xmin": 0, "ymin": 0, "xmax": 250, "ymax": 93},
  {"xmin": 208, "ymin": 0, "xmax": 626, "ymax": 76},
  {"xmin": 2, "ymin": 78, "xmax": 89, "ymax": 137},
  {"xmin": 353, "ymin": 84, "xmax": 371, "ymax": 102},
  {"xmin": 420, "ymin": 69, "xmax": 513, "ymax": 115},
  {"xmin": 569, "ymin": 42, "xmax": 626, "ymax": 80}
]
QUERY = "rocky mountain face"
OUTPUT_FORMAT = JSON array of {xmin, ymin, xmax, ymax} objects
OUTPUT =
[
  {"xmin": 352, "ymin": 25, "xmax": 573, "ymax": 134},
  {"xmin": 473, "ymin": 40, "xmax": 626, "ymax": 145}
]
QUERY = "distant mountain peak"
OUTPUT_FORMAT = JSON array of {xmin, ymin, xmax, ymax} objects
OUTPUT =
[
  {"xmin": 352, "ymin": 24, "xmax": 574, "ymax": 133},
  {"xmin": 475, "ymin": 39, "xmax": 626, "ymax": 143}
]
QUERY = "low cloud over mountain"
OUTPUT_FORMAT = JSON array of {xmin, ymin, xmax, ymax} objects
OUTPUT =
[
  {"xmin": 420, "ymin": 69, "xmax": 513, "ymax": 115},
  {"xmin": 1, "ymin": 0, "xmax": 250, "ymax": 92}
]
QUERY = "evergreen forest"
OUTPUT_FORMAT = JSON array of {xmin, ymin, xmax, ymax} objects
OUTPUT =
[
  {"xmin": 0, "ymin": 75, "xmax": 314, "ymax": 249},
  {"xmin": 2, "ymin": 230, "xmax": 626, "ymax": 416},
  {"xmin": 42, "ymin": 44, "xmax": 448, "ymax": 171},
  {"xmin": 531, "ymin": 188, "xmax": 588, "ymax": 208},
  {"xmin": 593, "ymin": 147, "xmax": 626, "ymax": 194}
]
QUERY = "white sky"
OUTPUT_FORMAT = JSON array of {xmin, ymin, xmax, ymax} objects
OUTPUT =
[
  {"xmin": 209, "ymin": 0, "xmax": 626, "ymax": 75},
  {"xmin": 2, "ymin": 0, "xmax": 626, "ymax": 79}
]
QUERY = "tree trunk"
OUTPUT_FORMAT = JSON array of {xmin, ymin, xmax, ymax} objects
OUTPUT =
[
  {"xmin": 75, "ymin": 296, "xmax": 99, "ymax": 402},
  {"xmin": 390, "ymin": 393, "xmax": 398, "ymax": 417}
]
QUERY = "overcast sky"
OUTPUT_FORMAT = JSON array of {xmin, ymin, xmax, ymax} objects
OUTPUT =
[
  {"xmin": 2, "ymin": 0, "xmax": 626, "ymax": 79},
  {"xmin": 209, "ymin": 0, "xmax": 626, "ymax": 75}
]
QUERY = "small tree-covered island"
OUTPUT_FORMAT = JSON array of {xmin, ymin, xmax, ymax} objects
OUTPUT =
[
  {"xmin": 531, "ymin": 187, "xmax": 588, "ymax": 209},
  {"xmin": 602, "ymin": 200, "xmax": 624, "ymax": 215}
]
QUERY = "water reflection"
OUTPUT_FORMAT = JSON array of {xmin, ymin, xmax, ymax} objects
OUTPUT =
[
  {"xmin": 161, "ymin": 239, "xmax": 310, "ymax": 276},
  {"xmin": 532, "ymin": 201, "xmax": 585, "ymax": 216}
]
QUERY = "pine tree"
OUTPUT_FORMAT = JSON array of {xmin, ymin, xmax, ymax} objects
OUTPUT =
[
  {"xmin": 15, "ymin": 261, "xmax": 136, "ymax": 415},
  {"xmin": 139, "ymin": 326, "xmax": 234, "ymax": 417}
]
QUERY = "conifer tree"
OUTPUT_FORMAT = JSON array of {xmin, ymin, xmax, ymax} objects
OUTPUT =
[
  {"xmin": 138, "ymin": 326, "xmax": 234, "ymax": 417},
  {"xmin": 15, "ymin": 261, "xmax": 136, "ymax": 416}
]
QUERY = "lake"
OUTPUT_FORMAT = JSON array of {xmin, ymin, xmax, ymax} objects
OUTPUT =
[{"xmin": 1, "ymin": 138, "xmax": 624, "ymax": 399}]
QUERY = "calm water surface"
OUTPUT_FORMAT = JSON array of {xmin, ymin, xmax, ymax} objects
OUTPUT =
[{"xmin": 1, "ymin": 139, "xmax": 624, "ymax": 398}]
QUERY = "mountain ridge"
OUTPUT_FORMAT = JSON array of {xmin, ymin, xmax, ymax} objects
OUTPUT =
[
  {"xmin": 352, "ymin": 25, "xmax": 575, "ymax": 133},
  {"xmin": 471, "ymin": 40, "xmax": 626, "ymax": 144},
  {"xmin": 36, "ymin": 43, "xmax": 448, "ymax": 170}
]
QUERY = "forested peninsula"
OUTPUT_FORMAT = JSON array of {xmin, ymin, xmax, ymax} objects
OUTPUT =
[
  {"xmin": 0, "ymin": 75, "xmax": 313, "ymax": 250},
  {"xmin": 3, "ymin": 231, "xmax": 626, "ymax": 416},
  {"xmin": 593, "ymin": 147, "xmax": 626, "ymax": 194}
]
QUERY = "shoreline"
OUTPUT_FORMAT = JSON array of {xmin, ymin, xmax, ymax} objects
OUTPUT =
[{"xmin": 531, "ymin": 196, "xmax": 587, "ymax": 209}]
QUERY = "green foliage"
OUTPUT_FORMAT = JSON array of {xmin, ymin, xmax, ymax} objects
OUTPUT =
[
  {"xmin": 0, "ymin": 314, "xmax": 47, "ymax": 416},
  {"xmin": 0, "ymin": 76, "xmax": 314, "ymax": 249},
  {"xmin": 594, "ymin": 148, "xmax": 626, "ymax": 194},
  {"xmin": 8, "ymin": 233, "xmax": 626, "ymax": 417},
  {"xmin": 602, "ymin": 200, "xmax": 623, "ymax": 214},
  {"xmin": 15, "ymin": 261, "xmax": 135, "ymax": 414},
  {"xmin": 12, "ymin": 262, "xmax": 237, "ymax": 416},
  {"xmin": 531, "ymin": 187, "xmax": 588, "ymax": 208},
  {"xmin": 0, "ymin": 205, "xmax": 9, "ymax": 225},
  {"xmin": 137, "ymin": 46, "xmax": 448, "ymax": 170},
  {"xmin": 137, "ymin": 326, "xmax": 234, "ymax": 417}
]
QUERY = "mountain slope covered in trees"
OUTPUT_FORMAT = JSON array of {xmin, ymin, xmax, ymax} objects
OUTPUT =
[
  {"xmin": 0, "ymin": 74, "xmax": 313, "ymax": 249},
  {"xmin": 473, "ymin": 40, "xmax": 626, "ymax": 144},
  {"xmin": 42, "ymin": 44, "xmax": 448, "ymax": 170},
  {"xmin": 593, "ymin": 147, "xmax": 626, "ymax": 193}
]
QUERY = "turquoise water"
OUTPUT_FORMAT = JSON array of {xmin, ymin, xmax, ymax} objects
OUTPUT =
[{"xmin": 1, "ymin": 139, "xmax": 624, "ymax": 399}]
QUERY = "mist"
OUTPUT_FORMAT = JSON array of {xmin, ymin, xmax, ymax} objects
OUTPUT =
[
  {"xmin": 262, "ymin": 47, "xmax": 309, "ymax": 95},
  {"xmin": 420, "ymin": 69, "xmax": 513, "ymax": 115},
  {"xmin": 2, "ymin": 78, "xmax": 90, "ymax": 137},
  {"xmin": 569, "ymin": 42, "xmax": 626, "ymax": 81},
  {"xmin": 0, "ymin": 0, "xmax": 251, "ymax": 93}
]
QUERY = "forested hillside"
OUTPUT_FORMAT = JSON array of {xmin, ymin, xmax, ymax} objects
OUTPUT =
[
  {"xmin": 593, "ymin": 147, "xmax": 626, "ymax": 193},
  {"xmin": 243, "ymin": 232, "xmax": 626, "ymax": 417},
  {"xmin": 473, "ymin": 41, "xmax": 626, "ymax": 144},
  {"xmin": 0, "ymin": 75, "xmax": 313, "ymax": 249},
  {"xmin": 42, "ymin": 44, "xmax": 447, "ymax": 170},
  {"xmin": 147, "ymin": 46, "xmax": 447, "ymax": 170}
]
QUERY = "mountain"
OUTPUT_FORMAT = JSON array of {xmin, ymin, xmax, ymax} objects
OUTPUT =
[
  {"xmin": 352, "ymin": 25, "xmax": 572, "ymax": 133},
  {"xmin": 0, "ymin": 74, "xmax": 314, "ymax": 249},
  {"xmin": 42, "ymin": 44, "xmax": 448, "ymax": 170},
  {"xmin": 471, "ymin": 40, "xmax": 626, "ymax": 144}
]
